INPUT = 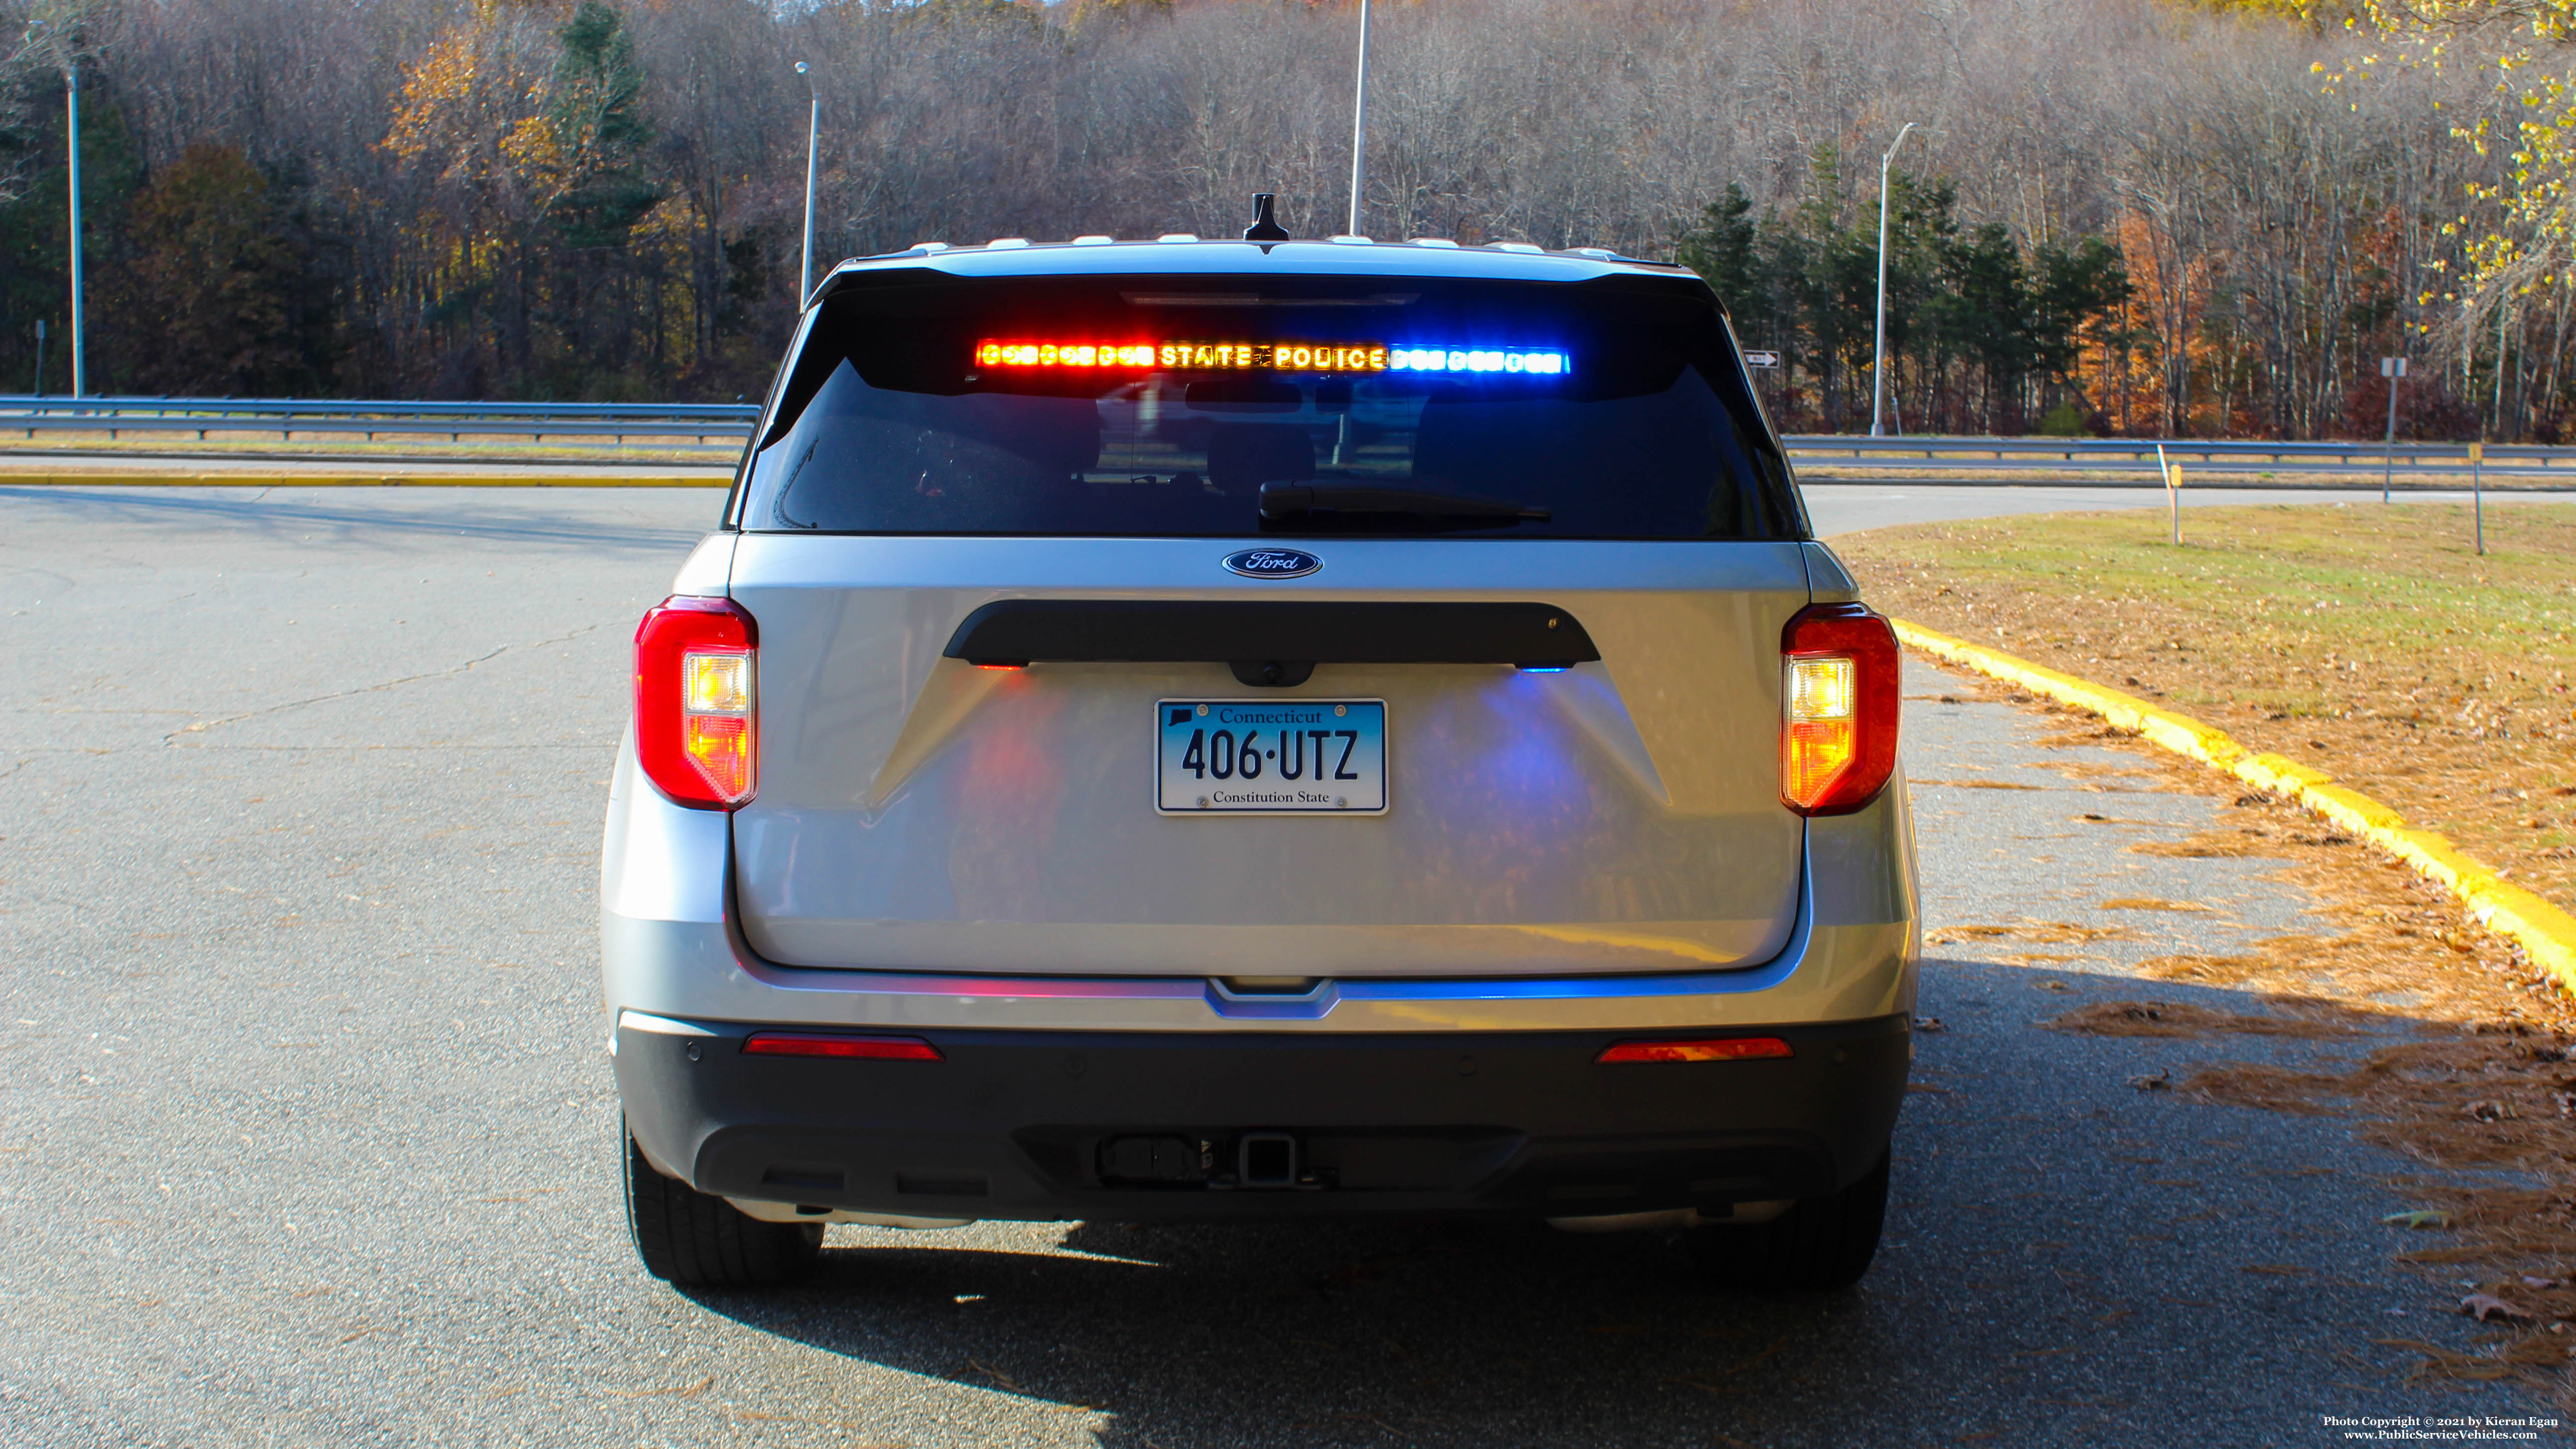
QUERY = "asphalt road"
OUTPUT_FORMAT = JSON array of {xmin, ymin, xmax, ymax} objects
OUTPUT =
[{"xmin": 0, "ymin": 485, "xmax": 2556, "ymax": 1447}]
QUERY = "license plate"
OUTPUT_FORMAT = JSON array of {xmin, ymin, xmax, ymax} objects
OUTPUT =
[{"xmin": 1155, "ymin": 699, "xmax": 1387, "ymax": 814}]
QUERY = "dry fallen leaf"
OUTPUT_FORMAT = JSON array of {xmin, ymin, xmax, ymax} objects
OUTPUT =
[
  {"xmin": 1912, "ymin": 1016, "xmax": 1946, "ymax": 1033},
  {"xmin": 2128, "ymin": 1068, "xmax": 2173, "ymax": 1091},
  {"xmin": 2382, "ymin": 1210, "xmax": 2453, "ymax": 1230},
  {"xmin": 2461, "ymin": 1293, "xmax": 2536, "ymax": 1323}
]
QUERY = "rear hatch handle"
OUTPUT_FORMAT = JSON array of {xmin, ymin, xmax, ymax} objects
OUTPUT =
[{"xmin": 943, "ymin": 600, "xmax": 1601, "ymax": 689}]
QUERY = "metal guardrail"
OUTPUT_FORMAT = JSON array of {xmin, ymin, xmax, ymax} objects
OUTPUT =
[
  {"xmin": 0, "ymin": 395, "xmax": 757, "ymax": 445},
  {"xmin": 0, "ymin": 398, "xmax": 2564, "ymax": 468},
  {"xmin": 1778, "ymin": 435, "xmax": 2569, "ymax": 467}
]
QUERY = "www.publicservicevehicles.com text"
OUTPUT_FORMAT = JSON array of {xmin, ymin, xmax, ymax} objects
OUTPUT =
[{"xmin": 2325, "ymin": 1417, "xmax": 2560, "ymax": 1442}]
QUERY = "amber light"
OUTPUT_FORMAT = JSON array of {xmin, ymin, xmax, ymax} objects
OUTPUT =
[
  {"xmin": 1779, "ymin": 603, "xmax": 1900, "ymax": 816},
  {"xmin": 741, "ymin": 1032, "xmax": 943, "ymax": 1061},
  {"xmin": 1596, "ymin": 1037, "xmax": 1795, "ymax": 1064}
]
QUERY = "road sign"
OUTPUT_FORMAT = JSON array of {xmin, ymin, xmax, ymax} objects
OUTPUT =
[
  {"xmin": 1741, "ymin": 350, "xmax": 1781, "ymax": 369},
  {"xmin": 2380, "ymin": 356, "xmax": 2408, "ymax": 378}
]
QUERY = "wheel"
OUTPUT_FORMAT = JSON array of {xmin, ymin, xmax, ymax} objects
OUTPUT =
[
  {"xmin": 623, "ymin": 1123, "xmax": 821, "ymax": 1288},
  {"xmin": 1687, "ymin": 1147, "xmax": 1889, "ymax": 1291}
]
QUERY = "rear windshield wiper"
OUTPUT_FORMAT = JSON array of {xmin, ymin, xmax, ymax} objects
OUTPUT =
[{"xmin": 1257, "ymin": 481, "xmax": 1552, "ymax": 532}]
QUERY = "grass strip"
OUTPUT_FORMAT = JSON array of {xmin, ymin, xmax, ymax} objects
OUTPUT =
[
  {"xmin": 1894, "ymin": 618, "xmax": 2576, "ymax": 995},
  {"xmin": 1836, "ymin": 502, "xmax": 2576, "ymax": 983},
  {"xmin": 1840, "ymin": 503, "xmax": 2576, "ymax": 903}
]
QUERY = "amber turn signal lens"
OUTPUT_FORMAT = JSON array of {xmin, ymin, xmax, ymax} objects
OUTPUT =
[
  {"xmin": 682, "ymin": 713, "xmax": 753, "ymax": 802},
  {"xmin": 1596, "ymin": 1037, "xmax": 1794, "ymax": 1064}
]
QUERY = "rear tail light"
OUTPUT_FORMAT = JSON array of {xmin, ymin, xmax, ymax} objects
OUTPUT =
[
  {"xmin": 741, "ymin": 1032, "xmax": 943, "ymax": 1061},
  {"xmin": 1597, "ymin": 1036, "xmax": 1794, "ymax": 1063},
  {"xmin": 1779, "ymin": 602, "xmax": 1900, "ymax": 815},
  {"xmin": 634, "ymin": 595, "xmax": 758, "ymax": 810}
]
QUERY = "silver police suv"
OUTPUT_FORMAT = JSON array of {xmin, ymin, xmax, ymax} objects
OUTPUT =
[{"xmin": 604, "ymin": 203, "xmax": 1918, "ymax": 1292}]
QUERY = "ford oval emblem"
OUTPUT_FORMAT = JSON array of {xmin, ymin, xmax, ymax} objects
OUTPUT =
[{"xmin": 1223, "ymin": 548, "xmax": 1322, "ymax": 579}]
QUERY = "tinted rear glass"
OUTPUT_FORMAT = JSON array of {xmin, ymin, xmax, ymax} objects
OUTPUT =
[{"xmin": 731, "ymin": 268, "xmax": 1806, "ymax": 540}]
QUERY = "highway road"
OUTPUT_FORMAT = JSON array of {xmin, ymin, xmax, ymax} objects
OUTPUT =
[{"xmin": 0, "ymin": 484, "xmax": 2557, "ymax": 1446}]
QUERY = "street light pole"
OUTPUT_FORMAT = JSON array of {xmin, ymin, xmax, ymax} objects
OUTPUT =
[
  {"xmin": 2379, "ymin": 354, "xmax": 2406, "ymax": 504},
  {"xmin": 1347, "ymin": 0, "xmax": 1370, "ymax": 236},
  {"xmin": 795, "ymin": 61, "xmax": 818, "ymax": 308},
  {"xmin": 1870, "ymin": 121, "xmax": 1917, "ymax": 438},
  {"xmin": 65, "ymin": 57, "xmax": 86, "ymax": 399}
]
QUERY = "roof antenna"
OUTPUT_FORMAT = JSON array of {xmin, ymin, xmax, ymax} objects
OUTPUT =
[{"xmin": 1244, "ymin": 193, "xmax": 1290, "ymax": 244}]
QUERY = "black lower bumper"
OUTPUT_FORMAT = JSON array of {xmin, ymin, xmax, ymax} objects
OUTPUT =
[{"xmin": 616, "ymin": 1016, "xmax": 1909, "ymax": 1223}]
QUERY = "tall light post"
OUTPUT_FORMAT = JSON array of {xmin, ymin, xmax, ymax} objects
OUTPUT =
[
  {"xmin": 795, "ymin": 61, "xmax": 819, "ymax": 308},
  {"xmin": 29, "ymin": 19, "xmax": 86, "ymax": 399},
  {"xmin": 1346, "ymin": 0, "xmax": 1370, "ymax": 236},
  {"xmin": 65, "ymin": 58, "xmax": 85, "ymax": 397},
  {"xmin": 1870, "ymin": 121, "xmax": 1917, "ymax": 438}
]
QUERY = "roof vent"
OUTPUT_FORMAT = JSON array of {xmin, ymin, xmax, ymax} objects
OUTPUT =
[
  {"xmin": 1568, "ymin": 246, "xmax": 1617, "ymax": 259},
  {"xmin": 1327, "ymin": 234, "xmax": 1373, "ymax": 245},
  {"xmin": 987, "ymin": 237, "xmax": 1031, "ymax": 249},
  {"xmin": 1489, "ymin": 241, "xmax": 1544, "ymax": 254},
  {"xmin": 1157, "ymin": 233, "xmax": 1199, "ymax": 244},
  {"xmin": 1243, "ymin": 192, "xmax": 1291, "ymax": 243},
  {"xmin": 911, "ymin": 241, "xmax": 950, "ymax": 253},
  {"xmin": 1071, "ymin": 234, "xmax": 1114, "ymax": 245},
  {"xmin": 1408, "ymin": 237, "xmax": 1460, "ymax": 248}
]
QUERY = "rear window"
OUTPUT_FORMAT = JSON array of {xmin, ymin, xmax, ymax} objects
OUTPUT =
[{"xmin": 730, "ymin": 269, "xmax": 1807, "ymax": 540}]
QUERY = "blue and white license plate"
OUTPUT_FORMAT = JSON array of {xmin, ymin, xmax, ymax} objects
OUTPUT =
[{"xmin": 1155, "ymin": 699, "xmax": 1388, "ymax": 814}]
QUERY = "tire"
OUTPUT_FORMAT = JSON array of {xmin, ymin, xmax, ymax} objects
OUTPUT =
[
  {"xmin": 1686, "ymin": 1147, "xmax": 1889, "ymax": 1291},
  {"xmin": 623, "ymin": 1124, "xmax": 822, "ymax": 1288}
]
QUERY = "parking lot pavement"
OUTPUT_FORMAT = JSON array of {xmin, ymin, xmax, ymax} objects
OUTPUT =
[{"xmin": 0, "ymin": 486, "xmax": 2557, "ymax": 1447}]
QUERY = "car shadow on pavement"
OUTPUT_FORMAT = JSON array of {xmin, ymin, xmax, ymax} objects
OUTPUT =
[{"xmin": 678, "ymin": 962, "xmax": 2562, "ymax": 1449}]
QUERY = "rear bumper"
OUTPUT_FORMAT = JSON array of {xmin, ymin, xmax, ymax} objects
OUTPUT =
[{"xmin": 618, "ymin": 1013, "xmax": 1908, "ymax": 1223}]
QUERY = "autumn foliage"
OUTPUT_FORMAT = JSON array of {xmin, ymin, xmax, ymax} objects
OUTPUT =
[{"xmin": 0, "ymin": 0, "xmax": 2546, "ymax": 431}]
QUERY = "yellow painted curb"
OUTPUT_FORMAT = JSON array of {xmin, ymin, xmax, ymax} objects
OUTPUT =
[
  {"xmin": 1893, "ymin": 618, "xmax": 2576, "ymax": 995},
  {"xmin": 0, "ymin": 473, "xmax": 729, "ymax": 487}
]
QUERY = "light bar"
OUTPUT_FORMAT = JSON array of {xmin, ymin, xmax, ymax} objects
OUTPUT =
[
  {"xmin": 972, "ymin": 339, "xmax": 1570, "ymax": 376},
  {"xmin": 976, "ymin": 340, "xmax": 1387, "ymax": 372}
]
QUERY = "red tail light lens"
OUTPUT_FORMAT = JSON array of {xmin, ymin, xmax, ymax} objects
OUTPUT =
[
  {"xmin": 634, "ymin": 595, "xmax": 758, "ymax": 810},
  {"xmin": 1597, "ymin": 1036, "xmax": 1794, "ymax": 1063},
  {"xmin": 741, "ymin": 1032, "xmax": 942, "ymax": 1061},
  {"xmin": 1780, "ymin": 602, "xmax": 1900, "ymax": 815}
]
